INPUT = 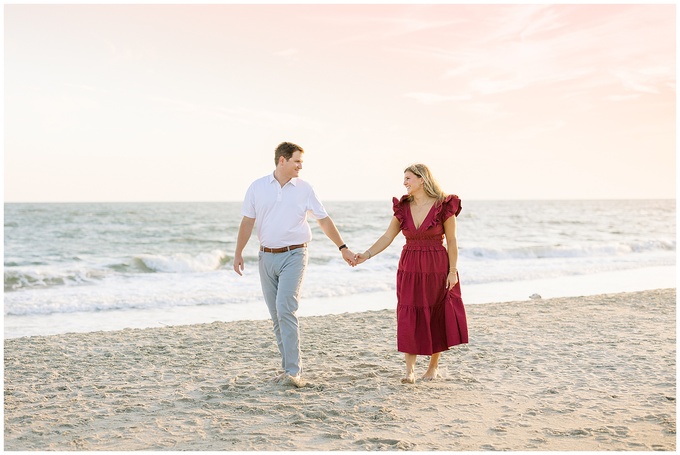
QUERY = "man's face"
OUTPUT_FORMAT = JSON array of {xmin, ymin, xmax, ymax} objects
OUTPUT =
[{"xmin": 279, "ymin": 151, "xmax": 304, "ymax": 179}]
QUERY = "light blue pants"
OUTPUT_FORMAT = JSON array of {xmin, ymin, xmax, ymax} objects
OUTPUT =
[{"xmin": 258, "ymin": 247, "xmax": 308, "ymax": 376}]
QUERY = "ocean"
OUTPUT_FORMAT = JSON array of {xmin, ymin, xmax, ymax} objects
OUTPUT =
[{"xmin": 4, "ymin": 199, "xmax": 676, "ymax": 339}]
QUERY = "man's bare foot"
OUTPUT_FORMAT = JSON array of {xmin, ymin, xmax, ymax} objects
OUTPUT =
[
  {"xmin": 421, "ymin": 369, "xmax": 440, "ymax": 381},
  {"xmin": 271, "ymin": 372, "xmax": 286, "ymax": 383},
  {"xmin": 284, "ymin": 374, "xmax": 306, "ymax": 388},
  {"xmin": 401, "ymin": 372, "xmax": 416, "ymax": 384}
]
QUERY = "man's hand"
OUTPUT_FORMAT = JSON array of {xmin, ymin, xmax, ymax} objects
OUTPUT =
[
  {"xmin": 233, "ymin": 216, "xmax": 255, "ymax": 277},
  {"xmin": 342, "ymin": 248, "xmax": 357, "ymax": 267},
  {"xmin": 233, "ymin": 253, "xmax": 245, "ymax": 276}
]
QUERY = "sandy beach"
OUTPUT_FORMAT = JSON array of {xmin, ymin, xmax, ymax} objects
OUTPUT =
[{"xmin": 4, "ymin": 288, "xmax": 676, "ymax": 451}]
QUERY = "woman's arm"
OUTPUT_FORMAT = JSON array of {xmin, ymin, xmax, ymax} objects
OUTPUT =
[
  {"xmin": 443, "ymin": 214, "xmax": 459, "ymax": 289},
  {"xmin": 355, "ymin": 216, "xmax": 401, "ymax": 264}
]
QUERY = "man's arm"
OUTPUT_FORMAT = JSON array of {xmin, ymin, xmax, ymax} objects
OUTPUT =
[
  {"xmin": 233, "ymin": 216, "xmax": 256, "ymax": 276},
  {"xmin": 316, "ymin": 216, "xmax": 356, "ymax": 266}
]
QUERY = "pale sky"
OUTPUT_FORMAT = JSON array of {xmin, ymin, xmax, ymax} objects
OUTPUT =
[{"xmin": 4, "ymin": 4, "xmax": 676, "ymax": 202}]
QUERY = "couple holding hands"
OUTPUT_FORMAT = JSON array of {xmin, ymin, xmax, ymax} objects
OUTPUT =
[{"xmin": 233, "ymin": 142, "xmax": 468, "ymax": 387}]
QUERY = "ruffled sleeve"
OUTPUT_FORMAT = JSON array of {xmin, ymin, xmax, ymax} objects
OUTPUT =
[
  {"xmin": 441, "ymin": 194, "xmax": 462, "ymax": 221},
  {"xmin": 423, "ymin": 195, "xmax": 461, "ymax": 231},
  {"xmin": 392, "ymin": 195, "xmax": 409, "ymax": 229}
]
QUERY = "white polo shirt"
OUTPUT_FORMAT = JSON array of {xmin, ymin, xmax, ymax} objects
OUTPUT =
[{"xmin": 241, "ymin": 173, "xmax": 329, "ymax": 248}]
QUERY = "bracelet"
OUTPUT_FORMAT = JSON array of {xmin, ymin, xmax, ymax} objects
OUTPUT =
[
  {"xmin": 449, "ymin": 268, "xmax": 457, "ymax": 273},
  {"xmin": 365, "ymin": 250, "xmax": 372, "ymax": 259},
  {"xmin": 339, "ymin": 244, "xmax": 348, "ymax": 251}
]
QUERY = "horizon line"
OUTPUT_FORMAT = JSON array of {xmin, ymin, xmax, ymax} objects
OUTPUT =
[{"xmin": 4, "ymin": 197, "xmax": 677, "ymax": 204}]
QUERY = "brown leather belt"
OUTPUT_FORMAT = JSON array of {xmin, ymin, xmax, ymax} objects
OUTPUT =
[{"xmin": 259, "ymin": 243, "xmax": 307, "ymax": 254}]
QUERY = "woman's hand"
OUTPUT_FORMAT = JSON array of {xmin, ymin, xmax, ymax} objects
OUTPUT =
[
  {"xmin": 446, "ymin": 271, "xmax": 458, "ymax": 289},
  {"xmin": 354, "ymin": 252, "xmax": 370, "ymax": 265}
]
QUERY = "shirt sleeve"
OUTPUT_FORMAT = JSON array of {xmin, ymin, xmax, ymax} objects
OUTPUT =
[
  {"xmin": 241, "ymin": 183, "xmax": 257, "ymax": 218},
  {"xmin": 306, "ymin": 186, "xmax": 329, "ymax": 220}
]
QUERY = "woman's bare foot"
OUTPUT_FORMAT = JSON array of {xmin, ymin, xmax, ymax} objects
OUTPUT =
[
  {"xmin": 401, "ymin": 372, "xmax": 416, "ymax": 384},
  {"xmin": 421, "ymin": 368, "xmax": 440, "ymax": 381},
  {"xmin": 422, "ymin": 353, "xmax": 441, "ymax": 381},
  {"xmin": 402, "ymin": 353, "xmax": 417, "ymax": 384}
]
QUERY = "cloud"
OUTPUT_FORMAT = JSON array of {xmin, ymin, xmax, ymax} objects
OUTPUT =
[
  {"xmin": 393, "ymin": 5, "xmax": 674, "ymax": 101},
  {"xmin": 507, "ymin": 120, "xmax": 566, "ymax": 140},
  {"xmin": 481, "ymin": 4, "xmax": 566, "ymax": 43},
  {"xmin": 275, "ymin": 48, "xmax": 300, "ymax": 58},
  {"xmin": 64, "ymin": 83, "xmax": 99, "ymax": 92},
  {"xmin": 319, "ymin": 10, "xmax": 464, "ymax": 45},
  {"xmin": 606, "ymin": 94, "xmax": 642, "ymax": 102},
  {"xmin": 148, "ymin": 96, "xmax": 327, "ymax": 130},
  {"xmin": 215, "ymin": 106, "xmax": 328, "ymax": 131},
  {"xmin": 404, "ymin": 92, "xmax": 471, "ymax": 105},
  {"xmin": 468, "ymin": 77, "xmax": 528, "ymax": 96},
  {"xmin": 463, "ymin": 102, "xmax": 510, "ymax": 122},
  {"xmin": 610, "ymin": 66, "xmax": 674, "ymax": 95},
  {"xmin": 274, "ymin": 48, "xmax": 301, "ymax": 65}
]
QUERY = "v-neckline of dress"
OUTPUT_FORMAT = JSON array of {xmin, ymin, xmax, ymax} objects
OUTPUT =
[{"xmin": 408, "ymin": 202, "xmax": 436, "ymax": 231}]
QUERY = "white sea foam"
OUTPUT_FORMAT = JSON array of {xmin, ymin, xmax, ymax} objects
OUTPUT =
[
  {"xmin": 462, "ymin": 239, "xmax": 675, "ymax": 260},
  {"xmin": 134, "ymin": 250, "xmax": 228, "ymax": 273},
  {"xmin": 4, "ymin": 266, "xmax": 675, "ymax": 339}
]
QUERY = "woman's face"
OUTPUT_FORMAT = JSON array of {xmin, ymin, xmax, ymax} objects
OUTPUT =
[{"xmin": 403, "ymin": 171, "xmax": 423, "ymax": 195}]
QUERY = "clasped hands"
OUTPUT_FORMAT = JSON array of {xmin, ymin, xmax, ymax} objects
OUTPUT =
[{"xmin": 341, "ymin": 248, "xmax": 370, "ymax": 267}]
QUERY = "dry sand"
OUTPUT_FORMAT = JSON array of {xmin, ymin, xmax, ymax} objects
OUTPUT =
[{"xmin": 4, "ymin": 288, "xmax": 676, "ymax": 451}]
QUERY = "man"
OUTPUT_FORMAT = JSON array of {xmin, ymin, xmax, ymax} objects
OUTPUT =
[{"xmin": 233, "ymin": 142, "xmax": 356, "ymax": 387}]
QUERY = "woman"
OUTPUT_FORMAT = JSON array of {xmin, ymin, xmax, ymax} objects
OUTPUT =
[{"xmin": 355, "ymin": 164, "xmax": 468, "ymax": 383}]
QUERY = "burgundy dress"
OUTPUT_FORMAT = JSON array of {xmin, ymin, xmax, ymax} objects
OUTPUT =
[{"xmin": 393, "ymin": 195, "xmax": 469, "ymax": 355}]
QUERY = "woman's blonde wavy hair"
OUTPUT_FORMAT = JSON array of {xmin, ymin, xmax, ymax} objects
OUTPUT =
[{"xmin": 404, "ymin": 163, "xmax": 447, "ymax": 202}]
